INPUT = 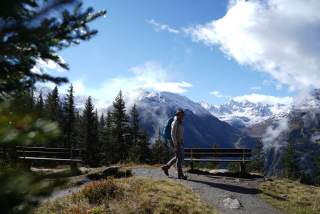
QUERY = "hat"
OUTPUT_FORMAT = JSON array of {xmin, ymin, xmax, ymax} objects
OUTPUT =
[{"xmin": 175, "ymin": 108, "xmax": 184, "ymax": 115}]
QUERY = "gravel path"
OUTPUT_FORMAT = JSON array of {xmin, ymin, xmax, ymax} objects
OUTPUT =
[{"xmin": 132, "ymin": 167, "xmax": 282, "ymax": 214}]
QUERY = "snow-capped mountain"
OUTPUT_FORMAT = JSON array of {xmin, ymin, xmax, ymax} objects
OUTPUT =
[
  {"xmin": 131, "ymin": 91, "xmax": 255, "ymax": 148},
  {"xmin": 200, "ymin": 100, "xmax": 291, "ymax": 128}
]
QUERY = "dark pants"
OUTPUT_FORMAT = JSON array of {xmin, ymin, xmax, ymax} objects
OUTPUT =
[{"xmin": 165, "ymin": 143, "xmax": 184, "ymax": 177}]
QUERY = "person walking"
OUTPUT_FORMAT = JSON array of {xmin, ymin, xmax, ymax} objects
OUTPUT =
[{"xmin": 161, "ymin": 109, "xmax": 187, "ymax": 180}]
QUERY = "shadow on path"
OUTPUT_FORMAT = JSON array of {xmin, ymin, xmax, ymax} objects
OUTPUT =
[
  {"xmin": 188, "ymin": 169, "xmax": 263, "ymax": 179},
  {"xmin": 187, "ymin": 178, "xmax": 262, "ymax": 195}
]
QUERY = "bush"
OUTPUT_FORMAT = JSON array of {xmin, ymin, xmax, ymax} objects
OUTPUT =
[{"xmin": 81, "ymin": 179, "xmax": 122, "ymax": 204}]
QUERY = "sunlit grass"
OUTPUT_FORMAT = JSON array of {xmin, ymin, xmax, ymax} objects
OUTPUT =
[
  {"xmin": 260, "ymin": 179, "xmax": 320, "ymax": 214},
  {"xmin": 35, "ymin": 177, "xmax": 218, "ymax": 214}
]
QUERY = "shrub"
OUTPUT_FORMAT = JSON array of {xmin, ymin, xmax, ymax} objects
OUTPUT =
[{"xmin": 81, "ymin": 179, "xmax": 122, "ymax": 204}]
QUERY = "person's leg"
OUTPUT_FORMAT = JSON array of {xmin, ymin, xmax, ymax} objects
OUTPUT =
[
  {"xmin": 161, "ymin": 155, "xmax": 175, "ymax": 176},
  {"xmin": 176, "ymin": 146, "xmax": 183, "ymax": 177},
  {"xmin": 164, "ymin": 140, "xmax": 177, "ymax": 169},
  {"xmin": 161, "ymin": 140, "xmax": 179, "ymax": 176},
  {"xmin": 166, "ymin": 156, "xmax": 176, "ymax": 168}
]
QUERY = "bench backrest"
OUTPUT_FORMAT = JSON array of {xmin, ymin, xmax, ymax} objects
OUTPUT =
[
  {"xmin": 184, "ymin": 148, "xmax": 252, "ymax": 159},
  {"xmin": 0, "ymin": 145, "xmax": 83, "ymax": 160}
]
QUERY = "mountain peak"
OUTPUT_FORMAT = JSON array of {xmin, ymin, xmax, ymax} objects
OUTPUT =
[
  {"xmin": 139, "ymin": 91, "xmax": 210, "ymax": 116},
  {"xmin": 201, "ymin": 99, "xmax": 291, "ymax": 128}
]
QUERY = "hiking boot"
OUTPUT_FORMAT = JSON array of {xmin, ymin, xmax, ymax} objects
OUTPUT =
[
  {"xmin": 161, "ymin": 165, "xmax": 169, "ymax": 176},
  {"xmin": 178, "ymin": 175, "xmax": 188, "ymax": 180}
]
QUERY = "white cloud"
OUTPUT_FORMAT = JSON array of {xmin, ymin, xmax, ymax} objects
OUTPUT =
[
  {"xmin": 57, "ymin": 61, "xmax": 192, "ymax": 109},
  {"xmin": 184, "ymin": 0, "xmax": 320, "ymax": 91},
  {"xmin": 31, "ymin": 57, "xmax": 66, "ymax": 74},
  {"xmin": 232, "ymin": 93, "xmax": 293, "ymax": 105},
  {"xmin": 147, "ymin": 19, "xmax": 180, "ymax": 34},
  {"xmin": 210, "ymin": 90, "xmax": 226, "ymax": 98}
]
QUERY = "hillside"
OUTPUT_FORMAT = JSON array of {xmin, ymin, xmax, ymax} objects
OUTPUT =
[{"xmin": 133, "ymin": 91, "xmax": 255, "ymax": 148}]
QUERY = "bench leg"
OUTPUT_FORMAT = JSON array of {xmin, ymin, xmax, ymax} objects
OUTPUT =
[
  {"xmin": 70, "ymin": 162, "xmax": 80, "ymax": 175},
  {"xmin": 189, "ymin": 161, "xmax": 194, "ymax": 171},
  {"xmin": 240, "ymin": 162, "xmax": 246, "ymax": 177},
  {"xmin": 20, "ymin": 160, "xmax": 32, "ymax": 171}
]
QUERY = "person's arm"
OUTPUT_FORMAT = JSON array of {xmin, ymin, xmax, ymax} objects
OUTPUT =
[{"xmin": 171, "ymin": 119, "xmax": 178, "ymax": 147}]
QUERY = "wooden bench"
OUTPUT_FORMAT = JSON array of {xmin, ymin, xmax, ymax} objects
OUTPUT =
[
  {"xmin": 1, "ymin": 145, "xmax": 83, "ymax": 169},
  {"xmin": 184, "ymin": 148, "xmax": 252, "ymax": 176}
]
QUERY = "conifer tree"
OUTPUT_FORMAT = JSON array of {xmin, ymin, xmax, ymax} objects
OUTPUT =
[
  {"xmin": 128, "ymin": 104, "xmax": 140, "ymax": 162},
  {"xmin": 111, "ymin": 91, "xmax": 130, "ymax": 161},
  {"xmin": 46, "ymin": 86, "xmax": 62, "ymax": 146},
  {"xmin": 282, "ymin": 141, "xmax": 298, "ymax": 179},
  {"xmin": 46, "ymin": 86, "xmax": 61, "ymax": 122},
  {"xmin": 138, "ymin": 131, "xmax": 151, "ymax": 163},
  {"xmin": 36, "ymin": 92, "xmax": 44, "ymax": 117},
  {"xmin": 99, "ymin": 113, "xmax": 106, "ymax": 129},
  {"xmin": 82, "ymin": 96, "xmax": 99, "ymax": 166},
  {"xmin": 63, "ymin": 85, "xmax": 76, "ymax": 149},
  {"xmin": 10, "ymin": 88, "xmax": 35, "ymax": 113},
  {"xmin": 131, "ymin": 104, "xmax": 140, "ymax": 146},
  {"xmin": 128, "ymin": 104, "xmax": 150, "ymax": 163},
  {"xmin": 0, "ymin": 0, "xmax": 106, "ymax": 97},
  {"xmin": 73, "ymin": 111, "xmax": 82, "ymax": 149},
  {"xmin": 151, "ymin": 129, "xmax": 170, "ymax": 164},
  {"xmin": 248, "ymin": 139, "xmax": 265, "ymax": 174},
  {"xmin": 101, "ymin": 110, "xmax": 114, "ymax": 164}
]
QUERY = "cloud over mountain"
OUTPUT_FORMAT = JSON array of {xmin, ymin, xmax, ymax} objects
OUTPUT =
[
  {"xmin": 184, "ymin": 0, "xmax": 320, "ymax": 91},
  {"xmin": 43, "ymin": 61, "xmax": 192, "ymax": 109}
]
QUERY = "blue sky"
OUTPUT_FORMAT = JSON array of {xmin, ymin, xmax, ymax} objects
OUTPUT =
[{"xmin": 44, "ymin": 0, "xmax": 319, "ymax": 107}]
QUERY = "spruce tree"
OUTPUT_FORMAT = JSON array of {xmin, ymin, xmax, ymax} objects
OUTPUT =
[
  {"xmin": 0, "ymin": 0, "xmax": 106, "ymax": 97},
  {"xmin": 73, "ymin": 111, "xmax": 82, "ymax": 149},
  {"xmin": 46, "ymin": 86, "xmax": 61, "ymax": 122},
  {"xmin": 10, "ymin": 88, "xmax": 35, "ymax": 113},
  {"xmin": 63, "ymin": 85, "xmax": 76, "ymax": 149},
  {"xmin": 248, "ymin": 139, "xmax": 265, "ymax": 174},
  {"xmin": 282, "ymin": 141, "xmax": 298, "ymax": 179},
  {"xmin": 151, "ymin": 129, "xmax": 170, "ymax": 164},
  {"xmin": 45, "ymin": 86, "xmax": 62, "ymax": 146},
  {"xmin": 131, "ymin": 104, "xmax": 140, "ymax": 146},
  {"xmin": 82, "ymin": 96, "xmax": 99, "ymax": 166},
  {"xmin": 101, "ymin": 110, "xmax": 114, "ymax": 164},
  {"xmin": 99, "ymin": 113, "xmax": 106, "ymax": 129},
  {"xmin": 138, "ymin": 131, "xmax": 151, "ymax": 163},
  {"xmin": 111, "ymin": 91, "xmax": 130, "ymax": 162},
  {"xmin": 128, "ymin": 104, "xmax": 151, "ymax": 163},
  {"xmin": 36, "ymin": 92, "xmax": 44, "ymax": 117},
  {"xmin": 128, "ymin": 104, "xmax": 140, "ymax": 162}
]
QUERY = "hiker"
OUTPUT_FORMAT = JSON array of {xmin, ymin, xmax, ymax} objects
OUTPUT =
[{"xmin": 161, "ymin": 109, "xmax": 187, "ymax": 180}]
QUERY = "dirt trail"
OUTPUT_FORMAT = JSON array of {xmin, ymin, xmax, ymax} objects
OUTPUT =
[{"xmin": 132, "ymin": 167, "xmax": 282, "ymax": 214}]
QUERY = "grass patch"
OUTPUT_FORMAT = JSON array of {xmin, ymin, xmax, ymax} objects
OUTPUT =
[
  {"xmin": 35, "ymin": 177, "xmax": 218, "ymax": 214},
  {"xmin": 260, "ymin": 179, "xmax": 320, "ymax": 214}
]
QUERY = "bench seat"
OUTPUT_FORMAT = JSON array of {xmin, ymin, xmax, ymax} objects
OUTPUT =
[
  {"xmin": 184, "ymin": 158, "xmax": 251, "ymax": 162},
  {"xmin": 18, "ymin": 156, "xmax": 82, "ymax": 162}
]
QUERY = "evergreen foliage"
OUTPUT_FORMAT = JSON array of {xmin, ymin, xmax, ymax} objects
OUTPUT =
[
  {"xmin": 82, "ymin": 96, "xmax": 99, "ymax": 166},
  {"xmin": 0, "ymin": 0, "xmax": 106, "ymax": 97},
  {"xmin": 111, "ymin": 91, "xmax": 130, "ymax": 162},
  {"xmin": 100, "ymin": 111, "xmax": 114, "ymax": 164},
  {"xmin": 151, "ymin": 129, "xmax": 170, "ymax": 164},
  {"xmin": 4, "ymin": 87, "xmax": 160, "ymax": 166},
  {"xmin": 282, "ymin": 141, "xmax": 299, "ymax": 179},
  {"xmin": 248, "ymin": 139, "xmax": 265, "ymax": 174},
  {"xmin": 62, "ymin": 85, "xmax": 76, "ymax": 149},
  {"xmin": 36, "ymin": 92, "xmax": 44, "ymax": 117}
]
